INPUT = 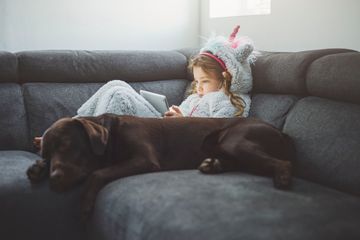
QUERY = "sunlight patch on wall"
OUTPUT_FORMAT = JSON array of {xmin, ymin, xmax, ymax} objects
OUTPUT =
[{"xmin": 210, "ymin": 0, "xmax": 271, "ymax": 18}]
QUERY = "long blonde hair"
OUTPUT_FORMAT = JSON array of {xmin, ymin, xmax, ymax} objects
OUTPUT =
[{"xmin": 188, "ymin": 54, "xmax": 245, "ymax": 117}]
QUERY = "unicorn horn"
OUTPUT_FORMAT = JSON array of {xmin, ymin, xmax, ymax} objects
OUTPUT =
[{"xmin": 229, "ymin": 25, "xmax": 240, "ymax": 42}]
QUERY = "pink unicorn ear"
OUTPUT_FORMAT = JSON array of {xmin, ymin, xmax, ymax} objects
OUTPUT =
[{"xmin": 229, "ymin": 25, "xmax": 240, "ymax": 48}]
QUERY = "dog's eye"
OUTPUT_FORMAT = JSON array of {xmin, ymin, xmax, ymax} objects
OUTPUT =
[{"xmin": 58, "ymin": 138, "xmax": 72, "ymax": 151}]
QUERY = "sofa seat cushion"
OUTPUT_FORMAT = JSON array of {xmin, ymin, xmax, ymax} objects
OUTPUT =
[
  {"xmin": 91, "ymin": 170, "xmax": 360, "ymax": 240},
  {"xmin": 0, "ymin": 151, "xmax": 85, "ymax": 240}
]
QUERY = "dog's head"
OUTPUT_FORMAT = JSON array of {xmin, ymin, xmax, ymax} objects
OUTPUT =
[{"xmin": 40, "ymin": 117, "xmax": 109, "ymax": 192}]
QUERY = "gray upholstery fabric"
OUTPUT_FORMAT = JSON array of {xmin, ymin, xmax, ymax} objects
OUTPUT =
[
  {"xmin": 23, "ymin": 82, "xmax": 103, "ymax": 143},
  {"xmin": 0, "ymin": 151, "xmax": 85, "ymax": 240},
  {"xmin": 16, "ymin": 50, "xmax": 188, "ymax": 83},
  {"xmin": 91, "ymin": 170, "xmax": 360, "ymax": 240},
  {"xmin": 0, "ymin": 84, "xmax": 30, "ymax": 150},
  {"xmin": 176, "ymin": 48, "xmax": 198, "ymax": 81},
  {"xmin": 1, "ymin": 49, "xmax": 360, "ymax": 240},
  {"xmin": 307, "ymin": 52, "xmax": 360, "ymax": 104},
  {"xmin": 252, "ymin": 49, "xmax": 355, "ymax": 95},
  {"xmin": 249, "ymin": 94, "xmax": 300, "ymax": 128},
  {"xmin": 283, "ymin": 96, "xmax": 360, "ymax": 196},
  {"xmin": 0, "ymin": 51, "xmax": 17, "ymax": 83}
]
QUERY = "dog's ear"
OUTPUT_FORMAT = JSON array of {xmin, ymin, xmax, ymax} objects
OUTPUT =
[{"xmin": 75, "ymin": 118, "xmax": 109, "ymax": 155}]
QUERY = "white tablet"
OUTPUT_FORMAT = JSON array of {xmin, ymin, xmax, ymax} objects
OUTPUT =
[{"xmin": 140, "ymin": 90, "xmax": 169, "ymax": 115}]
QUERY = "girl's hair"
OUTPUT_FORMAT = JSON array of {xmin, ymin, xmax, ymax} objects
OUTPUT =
[{"xmin": 188, "ymin": 53, "xmax": 245, "ymax": 117}]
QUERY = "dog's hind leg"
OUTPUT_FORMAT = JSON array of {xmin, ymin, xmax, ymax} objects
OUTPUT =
[
  {"xmin": 198, "ymin": 158, "xmax": 224, "ymax": 174},
  {"xmin": 229, "ymin": 141, "xmax": 292, "ymax": 189},
  {"xmin": 201, "ymin": 139, "xmax": 293, "ymax": 189},
  {"xmin": 244, "ymin": 150, "xmax": 293, "ymax": 190}
]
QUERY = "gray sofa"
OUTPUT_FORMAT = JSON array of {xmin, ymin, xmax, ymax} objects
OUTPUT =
[{"xmin": 1, "ymin": 48, "xmax": 360, "ymax": 240}]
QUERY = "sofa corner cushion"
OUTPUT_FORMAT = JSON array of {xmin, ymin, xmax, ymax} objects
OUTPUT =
[
  {"xmin": 307, "ymin": 52, "xmax": 360, "ymax": 104},
  {"xmin": 283, "ymin": 96, "xmax": 360, "ymax": 196},
  {"xmin": 252, "ymin": 49, "xmax": 355, "ymax": 95},
  {"xmin": 90, "ymin": 170, "xmax": 360, "ymax": 240}
]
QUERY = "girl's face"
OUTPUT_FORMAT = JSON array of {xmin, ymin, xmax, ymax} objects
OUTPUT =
[{"xmin": 193, "ymin": 66, "xmax": 223, "ymax": 96}]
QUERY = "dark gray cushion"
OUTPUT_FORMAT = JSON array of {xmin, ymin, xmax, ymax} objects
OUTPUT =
[
  {"xmin": 249, "ymin": 94, "xmax": 300, "ymax": 129},
  {"xmin": 23, "ymin": 82, "xmax": 103, "ymax": 142},
  {"xmin": 283, "ymin": 96, "xmax": 360, "ymax": 196},
  {"xmin": 307, "ymin": 52, "xmax": 360, "ymax": 104},
  {"xmin": 0, "ymin": 151, "xmax": 85, "ymax": 240},
  {"xmin": 176, "ymin": 48, "xmax": 198, "ymax": 80},
  {"xmin": 252, "ymin": 49, "xmax": 355, "ymax": 95},
  {"xmin": 16, "ymin": 50, "xmax": 188, "ymax": 83},
  {"xmin": 0, "ymin": 84, "xmax": 30, "ymax": 150},
  {"xmin": 0, "ymin": 51, "xmax": 17, "ymax": 83},
  {"xmin": 91, "ymin": 170, "xmax": 360, "ymax": 240}
]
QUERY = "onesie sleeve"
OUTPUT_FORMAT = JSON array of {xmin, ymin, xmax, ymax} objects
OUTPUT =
[{"xmin": 179, "ymin": 94, "xmax": 197, "ymax": 116}]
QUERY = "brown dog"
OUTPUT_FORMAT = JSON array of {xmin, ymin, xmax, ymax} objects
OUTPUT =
[{"xmin": 27, "ymin": 113, "xmax": 294, "ymax": 218}]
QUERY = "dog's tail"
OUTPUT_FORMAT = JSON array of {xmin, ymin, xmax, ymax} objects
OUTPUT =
[{"xmin": 281, "ymin": 133, "xmax": 297, "ymax": 163}]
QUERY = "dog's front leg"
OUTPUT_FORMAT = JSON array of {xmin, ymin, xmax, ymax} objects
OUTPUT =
[
  {"xmin": 81, "ymin": 157, "xmax": 159, "ymax": 220},
  {"xmin": 27, "ymin": 159, "xmax": 49, "ymax": 183}
]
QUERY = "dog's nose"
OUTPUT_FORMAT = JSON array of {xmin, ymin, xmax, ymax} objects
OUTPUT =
[{"xmin": 50, "ymin": 169, "xmax": 64, "ymax": 182}]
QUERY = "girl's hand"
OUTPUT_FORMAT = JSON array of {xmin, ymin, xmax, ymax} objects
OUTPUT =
[{"xmin": 164, "ymin": 105, "xmax": 184, "ymax": 118}]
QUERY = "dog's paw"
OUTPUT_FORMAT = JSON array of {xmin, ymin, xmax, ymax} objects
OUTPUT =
[
  {"xmin": 26, "ymin": 160, "xmax": 49, "ymax": 183},
  {"xmin": 273, "ymin": 162, "xmax": 292, "ymax": 190},
  {"xmin": 33, "ymin": 137, "xmax": 42, "ymax": 150},
  {"xmin": 198, "ymin": 158, "xmax": 223, "ymax": 174}
]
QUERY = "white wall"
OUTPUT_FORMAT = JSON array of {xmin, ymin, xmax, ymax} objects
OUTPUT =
[
  {"xmin": 200, "ymin": 0, "xmax": 360, "ymax": 51},
  {"xmin": 1, "ymin": 0, "xmax": 200, "ymax": 52},
  {"xmin": 2, "ymin": 0, "xmax": 359, "ymax": 52},
  {"xmin": 0, "ymin": 1, "xmax": 5, "ymax": 49}
]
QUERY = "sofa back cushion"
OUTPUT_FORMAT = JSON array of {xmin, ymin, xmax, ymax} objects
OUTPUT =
[
  {"xmin": 16, "ymin": 50, "xmax": 187, "ymax": 83},
  {"xmin": 307, "ymin": 52, "xmax": 360, "ymax": 104},
  {"xmin": 0, "ymin": 84, "xmax": 30, "ymax": 150},
  {"xmin": 0, "ymin": 52, "xmax": 30, "ymax": 150},
  {"xmin": 249, "ymin": 94, "xmax": 300, "ymax": 129},
  {"xmin": 0, "ymin": 52, "xmax": 18, "ymax": 83}
]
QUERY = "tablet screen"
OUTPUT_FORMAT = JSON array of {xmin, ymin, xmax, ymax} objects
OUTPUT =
[{"xmin": 140, "ymin": 90, "xmax": 169, "ymax": 115}]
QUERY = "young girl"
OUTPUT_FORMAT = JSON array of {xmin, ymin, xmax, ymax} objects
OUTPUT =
[
  {"xmin": 76, "ymin": 25, "xmax": 255, "ymax": 119},
  {"xmin": 33, "ymin": 26, "xmax": 255, "ymax": 149},
  {"xmin": 164, "ymin": 52, "xmax": 251, "ymax": 118}
]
